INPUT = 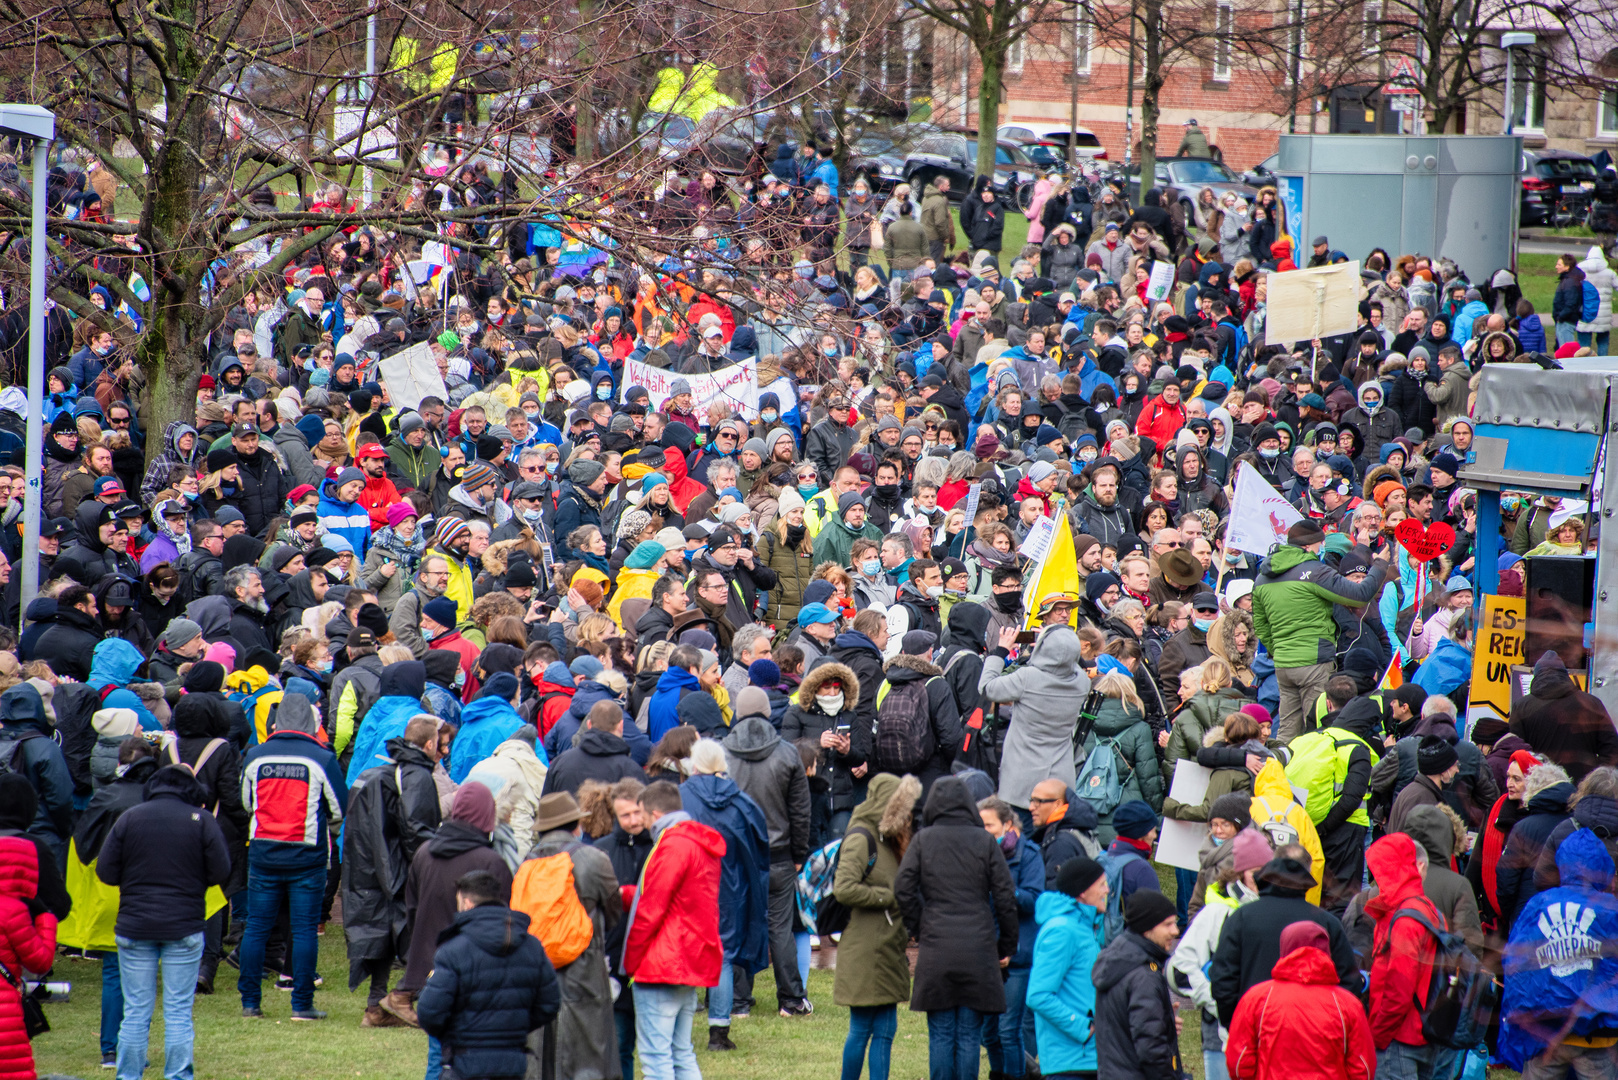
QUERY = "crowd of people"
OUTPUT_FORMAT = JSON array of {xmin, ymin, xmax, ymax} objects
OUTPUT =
[{"xmin": 0, "ymin": 126, "xmax": 1614, "ymax": 1080}]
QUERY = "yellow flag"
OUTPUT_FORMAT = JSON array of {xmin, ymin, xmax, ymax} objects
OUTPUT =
[{"xmin": 1023, "ymin": 514, "xmax": 1081, "ymax": 629}]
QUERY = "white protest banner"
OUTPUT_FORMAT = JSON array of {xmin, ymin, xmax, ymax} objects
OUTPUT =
[
  {"xmin": 1145, "ymin": 261, "xmax": 1176, "ymax": 303},
  {"xmin": 962, "ymin": 483, "xmax": 982, "ymax": 525},
  {"xmin": 1265, "ymin": 260, "xmax": 1363, "ymax": 346},
  {"xmin": 624, "ymin": 357, "xmax": 759, "ymax": 420},
  {"xmin": 1155, "ymin": 760, "xmax": 1212, "ymax": 871},
  {"xmin": 1227, "ymin": 460, "xmax": 1303, "ymax": 556},
  {"xmin": 376, "ymin": 341, "xmax": 447, "ymax": 413},
  {"xmin": 1018, "ymin": 515, "xmax": 1056, "ymax": 562}
]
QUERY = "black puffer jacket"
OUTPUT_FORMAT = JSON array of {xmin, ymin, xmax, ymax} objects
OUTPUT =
[
  {"xmin": 55, "ymin": 501, "xmax": 140, "ymax": 587},
  {"xmin": 1092, "ymin": 930, "xmax": 1187, "ymax": 1080},
  {"xmin": 894, "ymin": 777, "xmax": 1019, "ymax": 1014},
  {"xmin": 342, "ymin": 738, "xmax": 442, "ymax": 976},
  {"xmin": 31, "ymin": 604, "xmax": 103, "ymax": 681},
  {"xmin": 96, "ymin": 765, "xmax": 233, "ymax": 940},
  {"xmin": 722, "ymin": 717, "xmax": 812, "ymax": 864},
  {"xmin": 540, "ymin": 729, "xmax": 646, "ymax": 796},
  {"xmin": 170, "ymin": 694, "xmax": 249, "ymax": 840},
  {"xmin": 415, "ymin": 904, "xmax": 561, "ymax": 1080},
  {"xmin": 232, "ymin": 445, "xmax": 287, "ymax": 538},
  {"xmin": 781, "ymin": 661, "xmax": 868, "ymax": 812}
]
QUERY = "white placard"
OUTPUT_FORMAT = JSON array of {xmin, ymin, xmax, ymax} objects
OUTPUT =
[
  {"xmin": 1168, "ymin": 760, "xmax": 1213, "ymax": 804},
  {"xmin": 623, "ymin": 357, "xmax": 759, "ymax": 420},
  {"xmin": 376, "ymin": 341, "xmax": 447, "ymax": 413},
  {"xmin": 1018, "ymin": 515, "xmax": 1055, "ymax": 562},
  {"xmin": 1156, "ymin": 819, "xmax": 1210, "ymax": 872},
  {"xmin": 1145, "ymin": 261, "xmax": 1176, "ymax": 303},
  {"xmin": 1264, "ymin": 260, "xmax": 1363, "ymax": 345},
  {"xmin": 962, "ymin": 483, "xmax": 981, "ymax": 524}
]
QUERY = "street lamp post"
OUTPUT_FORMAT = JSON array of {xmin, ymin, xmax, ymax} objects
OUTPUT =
[
  {"xmin": 0, "ymin": 105, "xmax": 55, "ymax": 628},
  {"xmin": 1500, "ymin": 32, "xmax": 1536, "ymax": 135}
]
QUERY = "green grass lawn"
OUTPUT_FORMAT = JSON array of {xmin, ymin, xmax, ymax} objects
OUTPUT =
[
  {"xmin": 34, "ymin": 916, "xmax": 1215, "ymax": 1080},
  {"xmin": 1517, "ymin": 252, "xmax": 1559, "ymax": 318}
]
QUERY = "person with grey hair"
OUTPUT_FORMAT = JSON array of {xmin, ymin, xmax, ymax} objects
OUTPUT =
[
  {"xmin": 223, "ymin": 564, "xmax": 273, "ymax": 651},
  {"xmin": 722, "ymin": 624, "xmax": 774, "ymax": 702}
]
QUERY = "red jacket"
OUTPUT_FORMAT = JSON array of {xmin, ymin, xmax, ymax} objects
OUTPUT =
[
  {"xmin": 1136, "ymin": 395, "xmax": 1187, "ymax": 449},
  {"xmin": 532, "ymin": 678, "xmax": 576, "ymax": 739},
  {"xmin": 0, "ymin": 837, "xmax": 57, "ymax": 1080},
  {"xmin": 1014, "ymin": 475, "xmax": 1052, "ymax": 517},
  {"xmin": 1225, "ymin": 945, "xmax": 1376, "ymax": 1080},
  {"xmin": 430, "ymin": 632, "xmax": 482, "ymax": 703},
  {"xmin": 1365, "ymin": 833, "xmax": 1442, "ymax": 1049},
  {"xmin": 624, "ymin": 819, "xmax": 725, "ymax": 986},
  {"xmin": 358, "ymin": 471, "xmax": 402, "ymax": 532},
  {"xmin": 685, "ymin": 299, "xmax": 736, "ymax": 342}
]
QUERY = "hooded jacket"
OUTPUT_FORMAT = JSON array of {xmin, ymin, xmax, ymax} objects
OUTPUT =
[
  {"xmin": 241, "ymin": 711, "xmax": 347, "ymax": 871},
  {"xmin": 1510, "ymin": 655, "xmax": 1618, "ymax": 783},
  {"xmin": 622, "ymin": 812, "xmax": 725, "ymax": 986},
  {"xmin": 0, "ymin": 835, "xmax": 58, "ymax": 1080},
  {"xmin": 341, "ymin": 738, "xmax": 441, "ymax": 978},
  {"xmin": 415, "ymin": 903, "xmax": 561, "ymax": 1080},
  {"xmin": 447, "ymin": 693, "xmax": 527, "ymax": 785},
  {"xmin": 981, "ymin": 627, "xmax": 1090, "ymax": 808},
  {"xmin": 680, "ymin": 773, "xmax": 770, "ymax": 973},
  {"xmin": 781, "ymin": 661, "xmax": 867, "ymax": 811},
  {"xmin": 1078, "ymin": 697, "xmax": 1163, "ymax": 843},
  {"xmin": 0, "ymin": 686, "xmax": 74, "ymax": 844},
  {"xmin": 1499, "ymin": 828, "xmax": 1618, "ymax": 1070},
  {"xmin": 1224, "ymin": 942, "xmax": 1377, "ymax": 1080},
  {"xmin": 832, "ymin": 774, "xmax": 920, "ymax": 1008},
  {"xmin": 96, "ymin": 765, "xmax": 232, "ymax": 940},
  {"xmin": 540, "ymin": 728, "xmax": 645, "ymax": 796},
  {"xmin": 29, "ymin": 602, "xmax": 103, "ymax": 682},
  {"xmin": 722, "ymin": 717, "xmax": 811, "ymax": 864},
  {"xmin": 1248, "ymin": 759, "xmax": 1325, "ymax": 904},
  {"xmin": 895, "ymin": 777, "xmax": 1019, "ymax": 1013},
  {"xmin": 1498, "ymin": 775, "xmax": 1574, "ymax": 930},
  {"xmin": 1364, "ymin": 833, "xmax": 1442, "ymax": 1048},
  {"xmin": 1027, "ymin": 890, "xmax": 1106, "ymax": 1074},
  {"xmin": 1092, "ymin": 929, "xmax": 1186, "ymax": 1080}
]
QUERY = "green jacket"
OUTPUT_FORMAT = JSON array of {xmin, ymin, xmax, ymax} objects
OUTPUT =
[
  {"xmin": 1079, "ymin": 698, "xmax": 1164, "ymax": 846},
  {"xmin": 832, "ymin": 774, "xmax": 919, "ymax": 1007},
  {"xmin": 1165, "ymin": 688, "xmax": 1246, "ymax": 773},
  {"xmin": 921, "ymin": 182, "xmax": 956, "ymax": 248},
  {"xmin": 1250, "ymin": 545, "xmax": 1388, "ymax": 669},
  {"xmin": 386, "ymin": 432, "xmax": 438, "ymax": 492},
  {"xmin": 811, "ymin": 515, "xmax": 884, "ymax": 571}
]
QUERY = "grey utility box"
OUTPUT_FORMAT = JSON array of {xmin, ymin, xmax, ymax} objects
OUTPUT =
[{"xmin": 1272, "ymin": 134, "xmax": 1522, "ymax": 280}]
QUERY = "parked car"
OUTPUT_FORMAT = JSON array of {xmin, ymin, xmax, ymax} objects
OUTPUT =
[
  {"xmin": 1521, "ymin": 148, "xmax": 1599, "ymax": 227},
  {"xmin": 1241, "ymin": 153, "xmax": 1279, "ymax": 188},
  {"xmin": 637, "ymin": 107, "xmax": 766, "ymax": 176},
  {"xmin": 884, "ymin": 132, "xmax": 1039, "ymax": 208},
  {"xmin": 1130, "ymin": 156, "xmax": 1257, "ymax": 215},
  {"xmin": 997, "ymin": 125, "xmax": 1108, "ymax": 161}
]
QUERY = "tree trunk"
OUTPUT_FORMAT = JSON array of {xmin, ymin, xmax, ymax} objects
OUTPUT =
[
  {"xmin": 1137, "ymin": 0, "xmax": 1162, "ymax": 205},
  {"xmin": 975, "ymin": 51, "xmax": 1003, "ymax": 180},
  {"xmin": 574, "ymin": 0, "xmax": 596, "ymax": 161}
]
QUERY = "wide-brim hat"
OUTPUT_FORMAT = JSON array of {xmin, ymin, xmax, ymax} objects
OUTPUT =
[
  {"xmin": 534, "ymin": 792, "xmax": 584, "ymax": 833},
  {"xmin": 1160, "ymin": 549, "xmax": 1203, "ymax": 589}
]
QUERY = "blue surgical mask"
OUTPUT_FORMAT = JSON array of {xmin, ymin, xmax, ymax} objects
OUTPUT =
[
  {"xmin": 1259, "ymin": 447, "xmax": 1280, "ymax": 460},
  {"xmin": 316, "ymin": 659, "xmax": 334, "ymax": 673},
  {"xmin": 524, "ymin": 410, "xmax": 540, "ymax": 422},
  {"xmin": 861, "ymin": 559, "xmax": 881, "ymax": 576},
  {"xmin": 595, "ymin": 386, "xmax": 612, "ymax": 400},
  {"xmin": 761, "ymin": 410, "xmax": 778, "ymax": 423},
  {"xmin": 545, "ymin": 461, "xmax": 559, "ymax": 474},
  {"xmin": 1212, "ymin": 834, "xmax": 1226, "ymax": 846},
  {"xmin": 799, "ymin": 483, "xmax": 818, "ymax": 497},
  {"xmin": 822, "ymin": 344, "xmax": 838, "ymax": 357},
  {"xmin": 1194, "ymin": 617, "xmax": 1214, "ymax": 632}
]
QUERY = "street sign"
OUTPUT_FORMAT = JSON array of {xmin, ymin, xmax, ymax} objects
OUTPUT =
[{"xmin": 1385, "ymin": 54, "xmax": 1420, "ymax": 94}]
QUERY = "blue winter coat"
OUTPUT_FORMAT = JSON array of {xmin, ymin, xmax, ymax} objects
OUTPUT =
[
  {"xmin": 416, "ymin": 904, "xmax": 562, "ymax": 1080},
  {"xmin": 317, "ymin": 477, "xmax": 372, "ymax": 558},
  {"xmin": 87, "ymin": 639, "xmax": 160, "ymax": 730},
  {"xmin": 345, "ymin": 694, "xmax": 434, "ymax": 787},
  {"xmin": 1453, "ymin": 299, "xmax": 1489, "ymax": 344},
  {"xmin": 1412, "ymin": 637, "xmax": 1472, "ymax": 697},
  {"xmin": 449, "ymin": 696, "xmax": 530, "ymax": 784},
  {"xmin": 1500, "ymin": 829, "xmax": 1618, "ymax": 1070},
  {"xmin": 1005, "ymin": 834, "xmax": 1046, "ymax": 968},
  {"xmin": 542, "ymin": 679, "xmax": 650, "ymax": 765},
  {"xmin": 681, "ymin": 773, "xmax": 771, "ymax": 974},
  {"xmin": 1027, "ymin": 891, "xmax": 1105, "ymax": 1074},
  {"xmin": 646, "ymin": 666, "xmax": 701, "ymax": 742}
]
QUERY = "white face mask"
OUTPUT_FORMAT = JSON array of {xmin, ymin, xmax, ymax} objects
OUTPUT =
[{"xmin": 817, "ymin": 692, "xmax": 844, "ymax": 716}]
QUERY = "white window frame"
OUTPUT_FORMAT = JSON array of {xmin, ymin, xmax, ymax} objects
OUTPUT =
[
  {"xmin": 1362, "ymin": 1, "xmax": 1380, "ymax": 52},
  {"xmin": 1512, "ymin": 52, "xmax": 1548, "ymax": 133},
  {"xmin": 1213, "ymin": 1, "xmax": 1234, "ymax": 82},
  {"xmin": 1600, "ymin": 88, "xmax": 1618, "ymax": 136},
  {"xmin": 1007, "ymin": 11, "xmax": 1028, "ymax": 75},
  {"xmin": 1075, "ymin": 3, "xmax": 1094, "ymax": 76}
]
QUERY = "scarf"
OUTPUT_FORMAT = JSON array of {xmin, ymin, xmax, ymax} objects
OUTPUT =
[
  {"xmin": 694, "ymin": 593, "xmax": 736, "ymax": 652},
  {"xmin": 968, "ymin": 539, "xmax": 1015, "ymax": 567},
  {"xmin": 371, "ymin": 525, "xmax": 425, "ymax": 571},
  {"xmin": 155, "ymin": 514, "xmax": 192, "ymax": 555},
  {"xmin": 1116, "ymin": 834, "xmax": 1153, "ymax": 854}
]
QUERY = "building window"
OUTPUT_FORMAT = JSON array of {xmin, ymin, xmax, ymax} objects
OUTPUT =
[
  {"xmin": 1511, "ymin": 52, "xmax": 1547, "ymax": 132},
  {"xmin": 1601, "ymin": 89, "xmax": 1618, "ymax": 136},
  {"xmin": 1075, "ymin": 4, "xmax": 1093, "ymax": 76},
  {"xmin": 1213, "ymin": 1, "xmax": 1234, "ymax": 82},
  {"xmin": 1363, "ymin": 1, "xmax": 1380, "ymax": 53},
  {"xmin": 1007, "ymin": 11, "xmax": 1027, "ymax": 74}
]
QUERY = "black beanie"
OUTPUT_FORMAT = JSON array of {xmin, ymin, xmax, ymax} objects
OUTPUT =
[
  {"xmin": 1124, "ymin": 889, "xmax": 1178, "ymax": 936},
  {"xmin": 1208, "ymin": 793, "xmax": 1253, "ymax": 831},
  {"xmin": 1056, "ymin": 856, "xmax": 1104, "ymax": 899}
]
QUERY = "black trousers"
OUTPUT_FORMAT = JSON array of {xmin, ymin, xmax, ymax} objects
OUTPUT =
[{"xmin": 1320, "ymin": 822, "xmax": 1368, "ymax": 917}]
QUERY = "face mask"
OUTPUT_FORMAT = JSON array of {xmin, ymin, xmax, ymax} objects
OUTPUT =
[
  {"xmin": 817, "ymin": 692, "xmax": 844, "ymax": 716},
  {"xmin": 798, "ymin": 483, "xmax": 818, "ymax": 497},
  {"xmin": 822, "ymin": 344, "xmax": 838, "ymax": 357},
  {"xmin": 316, "ymin": 659, "xmax": 334, "ymax": 674},
  {"xmin": 762, "ymin": 410, "xmax": 778, "ymax": 423},
  {"xmin": 524, "ymin": 410, "xmax": 540, "ymax": 422},
  {"xmin": 1078, "ymin": 449, "xmax": 1097, "ymax": 463},
  {"xmin": 595, "ymin": 386, "xmax": 611, "ymax": 400},
  {"xmin": 453, "ymin": 668, "xmax": 466, "ymax": 688},
  {"xmin": 183, "ymin": 490, "xmax": 199, "ymax": 501},
  {"xmin": 861, "ymin": 559, "xmax": 882, "ymax": 576},
  {"xmin": 875, "ymin": 484, "xmax": 899, "ymax": 499},
  {"xmin": 1193, "ymin": 617, "xmax": 1214, "ymax": 632},
  {"xmin": 1259, "ymin": 447, "xmax": 1280, "ymax": 460},
  {"xmin": 925, "ymin": 585, "xmax": 944, "ymax": 599},
  {"xmin": 1365, "ymin": 400, "xmax": 1381, "ymax": 413},
  {"xmin": 422, "ymin": 627, "xmax": 437, "ymax": 642},
  {"xmin": 545, "ymin": 461, "xmax": 559, "ymax": 474},
  {"xmin": 1212, "ymin": 834, "xmax": 1226, "ymax": 846}
]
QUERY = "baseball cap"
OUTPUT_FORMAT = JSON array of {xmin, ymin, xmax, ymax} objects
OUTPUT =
[
  {"xmin": 356, "ymin": 442, "xmax": 388, "ymax": 461},
  {"xmin": 232, "ymin": 420, "xmax": 260, "ymax": 437},
  {"xmin": 797, "ymin": 602, "xmax": 839, "ymax": 627},
  {"xmin": 93, "ymin": 477, "xmax": 126, "ymax": 497}
]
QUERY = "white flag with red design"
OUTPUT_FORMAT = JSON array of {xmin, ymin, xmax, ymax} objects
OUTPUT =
[{"xmin": 1227, "ymin": 461, "xmax": 1303, "ymax": 555}]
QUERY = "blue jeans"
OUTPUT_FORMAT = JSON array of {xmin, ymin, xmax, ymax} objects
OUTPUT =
[
  {"xmin": 633, "ymin": 983, "xmax": 700, "ymax": 1080},
  {"xmin": 615, "ymin": 1010, "xmax": 636, "ymax": 1080},
  {"xmin": 1204, "ymin": 1049, "xmax": 1231, "ymax": 1080},
  {"xmin": 1174, "ymin": 866, "xmax": 1197, "ymax": 926},
  {"xmin": 1578, "ymin": 330, "xmax": 1611, "ymax": 355},
  {"xmin": 94, "ymin": 950, "xmax": 123, "ymax": 1057},
  {"xmin": 842, "ymin": 1004, "xmax": 897, "ymax": 1080},
  {"xmin": 237, "ymin": 860, "xmax": 324, "ymax": 1011},
  {"xmin": 927, "ymin": 1006, "xmax": 983, "ymax": 1080},
  {"xmin": 1557, "ymin": 321, "xmax": 1580, "ymax": 346},
  {"xmin": 982, "ymin": 967, "xmax": 1029, "ymax": 1076},
  {"xmin": 707, "ymin": 956, "xmax": 735, "ymax": 1026},
  {"xmin": 426, "ymin": 1035, "xmax": 441, "ymax": 1080},
  {"xmin": 114, "ymin": 932, "xmax": 205, "ymax": 1080},
  {"xmin": 1378, "ymin": 1040, "xmax": 1441, "ymax": 1080}
]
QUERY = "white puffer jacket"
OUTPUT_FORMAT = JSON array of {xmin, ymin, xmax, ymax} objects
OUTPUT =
[{"xmin": 1577, "ymin": 246, "xmax": 1615, "ymax": 333}]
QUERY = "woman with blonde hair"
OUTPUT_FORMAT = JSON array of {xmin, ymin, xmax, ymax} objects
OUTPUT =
[
  {"xmin": 1166, "ymin": 657, "xmax": 1245, "ymax": 772},
  {"xmin": 1079, "ymin": 670, "xmax": 1165, "ymax": 843}
]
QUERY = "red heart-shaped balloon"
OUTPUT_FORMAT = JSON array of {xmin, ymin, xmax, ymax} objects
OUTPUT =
[{"xmin": 1394, "ymin": 518, "xmax": 1457, "ymax": 562}]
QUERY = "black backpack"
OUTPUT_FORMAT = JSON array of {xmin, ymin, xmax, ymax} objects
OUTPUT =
[
  {"xmin": 1380, "ymin": 906, "xmax": 1498, "ymax": 1050},
  {"xmin": 873, "ymin": 677, "xmax": 937, "ymax": 774}
]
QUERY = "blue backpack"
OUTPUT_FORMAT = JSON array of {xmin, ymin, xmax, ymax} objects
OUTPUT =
[
  {"xmin": 1095, "ymin": 848, "xmax": 1147, "ymax": 943},
  {"xmin": 1074, "ymin": 738, "xmax": 1127, "ymax": 817},
  {"xmin": 1583, "ymin": 280, "xmax": 1601, "ymax": 323}
]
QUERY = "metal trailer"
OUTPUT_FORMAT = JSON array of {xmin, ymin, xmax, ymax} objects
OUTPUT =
[{"xmin": 1462, "ymin": 363, "xmax": 1618, "ymax": 716}]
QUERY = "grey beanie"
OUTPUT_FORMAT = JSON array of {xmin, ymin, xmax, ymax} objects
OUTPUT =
[
  {"xmin": 669, "ymin": 377, "xmax": 693, "ymax": 397},
  {"xmin": 336, "ymin": 467, "xmax": 367, "ymax": 489},
  {"xmin": 568, "ymin": 459, "xmax": 606, "ymax": 486},
  {"xmin": 742, "ymin": 437, "xmax": 767, "ymax": 460},
  {"xmin": 161, "ymin": 618, "xmax": 203, "ymax": 649},
  {"xmin": 398, "ymin": 411, "xmax": 426, "ymax": 435}
]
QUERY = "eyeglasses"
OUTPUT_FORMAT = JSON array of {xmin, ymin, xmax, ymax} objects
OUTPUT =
[
  {"xmin": 108, "ymin": 415, "xmax": 130, "ymax": 426},
  {"xmin": 716, "ymin": 433, "xmax": 737, "ymax": 442},
  {"xmin": 1028, "ymin": 796, "xmax": 1061, "ymax": 806}
]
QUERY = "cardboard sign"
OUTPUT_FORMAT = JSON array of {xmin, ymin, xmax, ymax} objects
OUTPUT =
[
  {"xmin": 1395, "ymin": 519, "xmax": 1456, "ymax": 562},
  {"xmin": 1466, "ymin": 593, "xmax": 1526, "ymax": 725},
  {"xmin": 1155, "ymin": 761, "xmax": 1212, "ymax": 872},
  {"xmin": 623, "ymin": 357, "xmax": 759, "ymax": 419},
  {"xmin": 1145, "ymin": 261, "xmax": 1175, "ymax": 303},
  {"xmin": 1264, "ymin": 260, "xmax": 1362, "ymax": 345}
]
